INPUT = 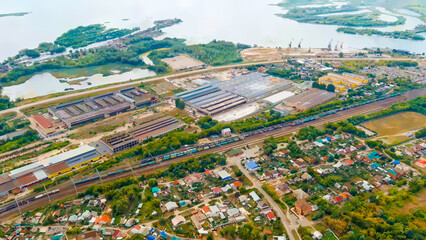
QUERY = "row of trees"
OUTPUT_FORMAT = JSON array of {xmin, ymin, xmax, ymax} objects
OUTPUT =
[{"xmin": 312, "ymin": 81, "xmax": 335, "ymax": 92}]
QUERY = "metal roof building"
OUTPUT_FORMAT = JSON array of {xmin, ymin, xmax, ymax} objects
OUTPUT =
[
  {"xmin": 9, "ymin": 162, "xmax": 44, "ymax": 179},
  {"xmin": 46, "ymin": 145, "xmax": 101, "ymax": 168}
]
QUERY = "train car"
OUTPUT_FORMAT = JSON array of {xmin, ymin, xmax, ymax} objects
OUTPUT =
[
  {"xmin": 163, "ymin": 155, "xmax": 170, "ymax": 160},
  {"xmin": 108, "ymin": 172, "xmax": 117, "ymax": 176},
  {"xmin": 190, "ymin": 149, "xmax": 198, "ymax": 153},
  {"xmin": 171, "ymin": 153, "xmax": 177, "ymax": 158},
  {"xmin": 117, "ymin": 170, "xmax": 125, "ymax": 174},
  {"xmin": 177, "ymin": 152, "xmax": 184, "ymax": 157}
]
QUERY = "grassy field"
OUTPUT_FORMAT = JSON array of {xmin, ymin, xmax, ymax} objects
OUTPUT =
[{"xmin": 361, "ymin": 112, "xmax": 426, "ymax": 145}]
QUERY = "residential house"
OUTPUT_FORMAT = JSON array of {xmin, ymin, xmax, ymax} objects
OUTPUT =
[{"xmin": 294, "ymin": 199, "xmax": 312, "ymax": 216}]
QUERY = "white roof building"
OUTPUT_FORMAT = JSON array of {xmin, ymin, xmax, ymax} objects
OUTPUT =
[
  {"xmin": 249, "ymin": 191, "xmax": 260, "ymax": 202},
  {"xmin": 165, "ymin": 201, "xmax": 178, "ymax": 212},
  {"xmin": 217, "ymin": 170, "xmax": 232, "ymax": 180},
  {"xmin": 263, "ymin": 91, "xmax": 295, "ymax": 104}
]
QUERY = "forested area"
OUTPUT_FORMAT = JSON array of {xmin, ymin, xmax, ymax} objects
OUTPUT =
[
  {"xmin": 0, "ymin": 130, "xmax": 40, "ymax": 153},
  {"xmin": 54, "ymin": 24, "xmax": 139, "ymax": 48},
  {"xmin": 0, "ymin": 37, "xmax": 183, "ymax": 84},
  {"xmin": 337, "ymin": 27, "xmax": 425, "ymax": 41},
  {"xmin": 0, "ymin": 95, "xmax": 14, "ymax": 111}
]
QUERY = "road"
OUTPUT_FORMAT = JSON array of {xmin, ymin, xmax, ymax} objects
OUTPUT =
[
  {"xmin": 0, "ymin": 57, "xmax": 418, "ymax": 117},
  {"xmin": 2, "ymin": 89, "xmax": 423, "ymax": 219},
  {"xmin": 232, "ymin": 156, "xmax": 296, "ymax": 240},
  {"xmin": 0, "ymin": 60, "xmax": 286, "ymax": 116}
]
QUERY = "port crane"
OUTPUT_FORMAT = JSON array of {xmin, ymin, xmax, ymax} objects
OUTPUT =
[
  {"xmin": 335, "ymin": 41, "xmax": 339, "ymax": 51},
  {"xmin": 328, "ymin": 39, "xmax": 333, "ymax": 50},
  {"xmin": 298, "ymin": 38, "xmax": 303, "ymax": 48}
]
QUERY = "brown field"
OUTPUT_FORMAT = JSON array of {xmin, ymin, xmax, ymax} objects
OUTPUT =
[{"xmin": 361, "ymin": 112, "xmax": 426, "ymax": 145}]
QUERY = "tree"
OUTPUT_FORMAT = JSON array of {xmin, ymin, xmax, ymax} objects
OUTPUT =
[
  {"xmin": 312, "ymin": 81, "xmax": 320, "ymax": 88},
  {"xmin": 148, "ymin": 179, "xmax": 158, "ymax": 187},
  {"xmin": 415, "ymin": 128, "xmax": 426, "ymax": 138},
  {"xmin": 326, "ymin": 84, "xmax": 335, "ymax": 92},
  {"xmin": 175, "ymin": 98, "xmax": 185, "ymax": 110}
]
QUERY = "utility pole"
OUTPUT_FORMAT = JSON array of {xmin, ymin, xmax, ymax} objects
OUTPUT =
[
  {"xmin": 70, "ymin": 176, "xmax": 78, "ymax": 195},
  {"xmin": 96, "ymin": 168, "xmax": 103, "ymax": 183},
  {"xmin": 43, "ymin": 184, "xmax": 51, "ymax": 203},
  {"xmin": 126, "ymin": 159, "xmax": 135, "ymax": 176},
  {"xmin": 14, "ymin": 196, "xmax": 21, "ymax": 215}
]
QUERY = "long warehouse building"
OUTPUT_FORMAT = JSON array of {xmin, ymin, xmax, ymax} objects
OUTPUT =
[
  {"xmin": 175, "ymin": 85, "xmax": 247, "ymax": 116},
  {"xmin": 0, "ymin": 145, "xmax": 103, "ymax": 196}
]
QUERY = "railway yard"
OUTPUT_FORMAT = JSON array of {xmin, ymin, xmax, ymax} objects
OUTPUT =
[
  {"xmin": 1, "ymin": 88, "xmax": 423, "ymax": 218},
  {"xmin": 0, "ymin": 55, "xmax": 424, "ymax": 240}
]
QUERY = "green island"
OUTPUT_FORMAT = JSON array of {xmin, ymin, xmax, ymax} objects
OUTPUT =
[
  {"xmin": 337, "ymin": 27, "xmax": 425, "ymax": 41},
  {"xmin": 54, "ymin": 24, "xmax": 140, "ymax": 48},
  {"xmin": 277, "ymin": 6, "xmax": 406, "ymax": 28},
  {"xmin": 0, "ymin": 12, "xmax": 30, "ymax": 18}
]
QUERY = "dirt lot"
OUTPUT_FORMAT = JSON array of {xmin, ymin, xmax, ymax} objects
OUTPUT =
[
  {"xmin": 240, "ymin": 48, "xmax": 339, "ymax": 62},
  {"xmin": 361, "ymin": 112, "xmax": 426, "ymax": 145}
]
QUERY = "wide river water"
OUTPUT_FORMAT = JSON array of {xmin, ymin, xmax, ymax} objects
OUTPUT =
[{"xmin": 1, "ymin": 0, "xmax": 425, "ymax": 100}]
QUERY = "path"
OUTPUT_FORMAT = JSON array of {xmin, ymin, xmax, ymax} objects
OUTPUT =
[{"xmin": 229, "ymin": 156, "xmax": 296, "ymax": 240}]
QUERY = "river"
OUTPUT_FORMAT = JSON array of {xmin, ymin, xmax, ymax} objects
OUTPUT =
[
  {"xmin": 0, "ymin": 0, "xmax": 425, "ymax": 63},
  {"xmin": 1, "ymin": 0, "xmax": 425, "ymax": 100},
  {"xmin": 2, "ymin": 69, "xmax": 155, "ymax": 101}
]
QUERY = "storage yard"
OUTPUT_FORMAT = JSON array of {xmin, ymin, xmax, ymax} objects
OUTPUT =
[
  {"xmin": 161, "ymin": 54, "xmax": 207, "ymax": 71},
  {"xmin": 48, "ymin": 87, "xmax": 157, "ymax": 128}
]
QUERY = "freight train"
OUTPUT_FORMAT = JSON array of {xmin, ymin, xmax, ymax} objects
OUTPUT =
[{"xmin": 0, "ymin": 92, "xmax": 402, "ymax": 215}]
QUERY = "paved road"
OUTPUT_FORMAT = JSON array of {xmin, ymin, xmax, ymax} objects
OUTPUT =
[
  {"xmin": 0, "ymin": 60, "xmax": 286, "ymax": 116},
  {"xmin": 232, "ymin": 156, "xmax": 296, "ymax": 240},
  {"xmin": 1, "ymin": 89, "xmax": 423, "ymax": 220},
  {"xmin": 0, "ymin": 57, "xmax": 419, "ymax": 117}
]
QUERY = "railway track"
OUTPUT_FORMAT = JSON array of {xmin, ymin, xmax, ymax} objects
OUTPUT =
[{"xmin": 0, "ymin": 89, "xmax": 423, "ymax": 218}]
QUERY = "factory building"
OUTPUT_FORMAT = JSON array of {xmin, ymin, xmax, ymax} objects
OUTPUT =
[
  {"xmin": 318, "ymin": 73, "xmax": 368, "ymax": 91},
  {"xmin": 101, "ymin": 132, "xmax": 139, "ymax": 153},
  {"xmin": 283, "ymin": 88, "xmax": 336, "ymax": 111},
  {"xmin": 129, "ymin": 116, "xmax": 186, "ymax": 141},
  {"xmin": 214, "ymin": 72, "xmax": 294, "ymax": 102},
  {"xmin": 176, "ymin": 85, "xmax": 247, "ymax": 116},
  {"xmin": 0, "ymin": 145, "xmax": 103, "ymax": 196},
  {"xmin": 44, "ymin": 145, "xmax": 102, "ymax": 178},
  {"xmin": 49, "ymin": 87, "xmax": 157, "ymax": 128}
]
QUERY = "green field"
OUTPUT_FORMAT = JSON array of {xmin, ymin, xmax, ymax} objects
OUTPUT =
[{"xmin": 361, "ymin": 112, "xmax": 426, "ymax": 144}]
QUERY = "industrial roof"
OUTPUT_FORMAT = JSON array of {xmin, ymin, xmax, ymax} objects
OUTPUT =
[
  {"xmin": 246, "ymin": 160, "xmax": 260, "ymax": 170},
  {"xmin": 34, "ymin": 115, "xmax": 54, "ymax": 129},
  {"xmin": 9, "ymin": 162, "xmax": 42, "ymax": 178},
  {"xmin": 0, "ymin": 174, "xmax": 11, "ymax": 185},
  {"xmin": 284, "ymin": 88, "xmax": 336, "ymax": 109},
  {"xmin": 47, "ymin": 145, "xmax": 97, "ymax": 166},
  {"xmin": 263, "ymin": 91, "xmax": 295, "ymax": 104},
  {"xmin": 16, "ymin": 173, "xmax": 38, "ymax": 187},
  {"xmin": 45, "ymin": 162, "xmax": 70, "ymax": 176},
  {"xmin": 33, "ymin": 170, "xmax": 48, "ymax": 180}
]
